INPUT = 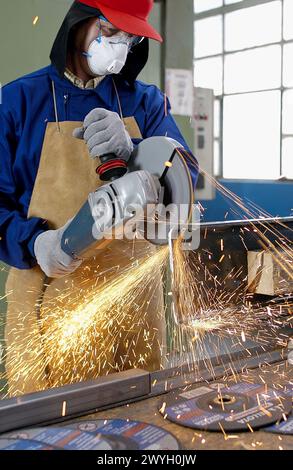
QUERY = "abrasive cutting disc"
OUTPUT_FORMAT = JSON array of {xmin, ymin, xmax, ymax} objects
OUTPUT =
[
  {"xmin": 0, "ymin": 427, "xmax": 115, "ymax": 450},
  {"xmin": 63, "ymin": 418, "xmax": 181, "ymax": 450},
  {"xmin": 264, "ymin": 384, "xmax": 293, "ymax": 435},
  {"xmin": 0, "ymin": 438, "xmax": 58, "ymax": 450},
  {"xmin": 159, "ymin": 382, "xmax": 291, "ymax": 432},
  {"xmin": 264, "ymin": 414, "xmax": 293, "ymax": 435},
  {"xmin": 129, "ymin": 137, "xmax": 194, "ymax": 245}
]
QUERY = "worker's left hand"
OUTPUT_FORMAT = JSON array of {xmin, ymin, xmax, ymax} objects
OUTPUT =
[
  {"xmin": 73, "ymin": 108, "xmax": 134, "ymax": 160},
  {"xmin": 34, "ymin": 221, "xmax": 83, "ymax": 278}
]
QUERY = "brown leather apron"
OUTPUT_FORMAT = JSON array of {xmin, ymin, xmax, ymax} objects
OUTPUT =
[{"xmin": 4, "ymin": 81, "xmax": 165, "ymax": 396}]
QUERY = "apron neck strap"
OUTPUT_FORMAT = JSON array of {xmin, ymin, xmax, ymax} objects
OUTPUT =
[
  {"xmin": 51, "ymin": 81, "xmax": 61, "ymax": 133},
  {"xmin": 112, "ymin": 78, "xmax": 123, "ymax": 120},
  {"xmin": 51, "ymin": 78, "xmax": 123, "ymax": 130}
]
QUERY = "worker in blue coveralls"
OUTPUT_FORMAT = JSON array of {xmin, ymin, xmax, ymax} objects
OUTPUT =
[{"xmin": 0, "ymin": 0, "xmax": 198, "ymax": 396}]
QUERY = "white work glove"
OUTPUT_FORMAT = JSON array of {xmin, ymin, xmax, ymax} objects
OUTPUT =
[
  {"xmin": 34, "ymin": 221, "xmax": 83, "ymax": 279},
  {"xmin": 73, "ymin": 108, "xmax": 134, "ymax": 160}
]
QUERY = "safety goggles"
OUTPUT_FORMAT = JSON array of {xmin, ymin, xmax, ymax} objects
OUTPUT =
[{"xmin": 96, "ymin": 16, "xmax": 144, "ymax": 47}]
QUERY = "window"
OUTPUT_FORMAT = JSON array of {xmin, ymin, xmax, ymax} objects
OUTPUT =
[
  {"xmin": 224, "ymin": 45, "xmax": 281, "ymax": 94},
  {"xmin": 284, "ymin": 0, "xmax": 293, "ymax": 40},
  {"xmin": 223, "ymin": 91, "xmax": 281, "ymax": 179},
  {"xmin": 194, "ymin": 0, "xmax": 223, "ymax": 14},
  {"xmin": 194, "ymin": 0, "xmax": 293, "ymax": 179},
  {"xmin": 225, "ymin": 2, "xmax": 282, "ymax": 51},
  {"xmin": 194, "ymin": 16, "xmax": 223, "ymax": 57}
]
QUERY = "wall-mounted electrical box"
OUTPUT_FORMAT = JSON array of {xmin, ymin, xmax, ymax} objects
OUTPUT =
[{"xmin": 194, "ymin": 87, "xmax": 215, "ymax": 201}]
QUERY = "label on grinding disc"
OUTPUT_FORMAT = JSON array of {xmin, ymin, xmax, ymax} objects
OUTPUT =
[
  {"xmin": 0, "ymin": 438, "xmax": 58, "ymax": 451},
  {"xmin": 264, "ymin": 383, "xmax": 293, "ymax": 435},
  {"xmin": 1, "ymin": 427, "xmax": 114, "ymax": 450},
  {"xmin": 63, "ymin": 419, "xmax": 181, "ymax": 450},
  {"xmin": 265, "ymin": 415, "xmax": 293, "ymax": 435},
  {"xmin": 159, "ymin": 382, "xmax": 291, "ymax": 432}
]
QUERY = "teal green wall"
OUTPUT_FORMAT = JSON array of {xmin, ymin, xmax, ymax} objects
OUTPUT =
[
  {"xmin": 139, "ymin": 3, "xmax": 163, "ymax": 88},
  {"xmin": 165, "ymin": 0, "xmax": 195, "ymax": 151},
  {"xmin": 0, "ymin": 0, "xmax": 72, "ymax": 85},
  {"xmin": 0, "ymin": 0, "xmax": 162, "ymax": 87}
]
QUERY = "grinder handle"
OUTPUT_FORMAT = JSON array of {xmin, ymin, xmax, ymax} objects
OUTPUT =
[{"xmin": 96, "ymin": 153, "xmax": 128, "ymax": 182}]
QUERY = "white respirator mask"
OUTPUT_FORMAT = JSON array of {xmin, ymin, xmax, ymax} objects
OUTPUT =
[{"xmin": 85, "ymin": 35, "xmax": 130, "ymax": 76}]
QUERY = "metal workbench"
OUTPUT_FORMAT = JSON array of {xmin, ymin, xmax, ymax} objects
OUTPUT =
[{"xmin": 0, "ymin": 217, "xmax": 292, "ymax": 449}]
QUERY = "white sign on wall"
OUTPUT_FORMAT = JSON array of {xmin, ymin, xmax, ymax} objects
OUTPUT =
[{"xmin": 165, "ymin": 68, "xmax": 194, "ymax": 116}]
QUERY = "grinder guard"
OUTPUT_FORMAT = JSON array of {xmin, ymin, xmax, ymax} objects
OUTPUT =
[{"xmin": 129, "ymin": 137, "xmax": 195, "ymax": 245}]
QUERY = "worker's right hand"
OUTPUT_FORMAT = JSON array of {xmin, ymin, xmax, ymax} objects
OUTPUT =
[
  {"xmin": 73, "ymin": 108, "xmax": 134, "ymax": 160},
  {"xmin": 34, "ymin": 221, "xmax": 83, "ymax": 278}
]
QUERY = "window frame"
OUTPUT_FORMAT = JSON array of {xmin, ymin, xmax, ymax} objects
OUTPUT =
[{"xmin": 194, "ymin": 0, "xmax": 293, "ymax": 180}]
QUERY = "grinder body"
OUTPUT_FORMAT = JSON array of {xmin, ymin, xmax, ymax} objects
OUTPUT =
[
  {"xmin": 61, "ymin": 137, "xmax": 196, "ymax": 259},
  {"xmin": 61, "ymin": 170, "xmax": 160, "ymax": 259}
]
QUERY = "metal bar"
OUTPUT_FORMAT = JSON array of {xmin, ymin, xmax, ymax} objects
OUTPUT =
[
  {"xmin": 219, "ymin": 96, "xmax": 224, "ymax": 178},
  {"xmin": 195, "ymin": 26, "xmax": 293, "ymax": 63},
  {"xmin": 32, "ymin": 349, "xmax": 287, "ymax": 431},
  {"xmin": 220, "ymin": 10, "xmax": 225, "ymax": 179},
  {"xmin": 221, "ymin": 87, "xmax": 284, "ymax": 97},
  {"xmin": 150, "ymin": 344, "xmax": 277, "ymax": 385},
  {"xmin": 0, "ymin": 369, "xmax": 150, "ymax": 434},
  {"xmin": 200, "ymin": 216, "xmax": 293, "ymax": 230},
  {"xmin": 150, "ymin": 349, "xmax": 286, "ymax": 395},
  {"xmin": 280, "ymin": 0, "xmax": 285, "ymax": 178},
  {"xmin": 194, "ymin": 38, "xmax": 293, "ymax": 62}
]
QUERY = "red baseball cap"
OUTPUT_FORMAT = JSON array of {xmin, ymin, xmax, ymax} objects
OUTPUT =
[{"xmin": 76, "ymin": 0, "xmax": 163, "ymax": 42}]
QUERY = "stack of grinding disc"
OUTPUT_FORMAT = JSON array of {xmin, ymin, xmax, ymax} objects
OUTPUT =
[
  {"xmin": 0, "ymin": 419, "xmax": 181, "ymax": 450},
  {"xmin": 158, "ymin": 381, "xmax": 292, "ymax": 434}
]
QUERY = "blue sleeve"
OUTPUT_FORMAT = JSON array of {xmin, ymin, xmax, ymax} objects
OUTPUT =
[
  {"xmin": 144, "ymin": 86, "xmax": 199, "ymax": 189},
  {"xmin": 0, "ymin": 94, "xmax": 48, "ymax": 269}
]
